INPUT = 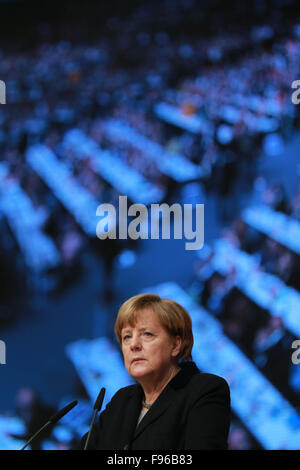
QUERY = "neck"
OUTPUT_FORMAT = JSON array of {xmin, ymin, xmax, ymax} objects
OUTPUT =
[{"xmin": 141, "ymin": 363, "xmax": 181, "ymax": 405}]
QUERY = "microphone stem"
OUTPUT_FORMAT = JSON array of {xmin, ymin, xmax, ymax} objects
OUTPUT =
[
  {"xmin": 20, "ymin": 421, "xmax": 50, "ymax": 450},
  {"xmin": 84, "ymin": 409, "xmax": 98, "ymax": 450}
]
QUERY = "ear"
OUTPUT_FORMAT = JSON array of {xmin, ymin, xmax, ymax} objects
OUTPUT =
[{"xmin": 171, "ymin": 335, "xmax": 182, "ymax": 358}]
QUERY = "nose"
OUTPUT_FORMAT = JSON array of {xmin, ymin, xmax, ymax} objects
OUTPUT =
[{"xmin": 130, "ymin": 334, "xmax": 142, "ymax": 351}]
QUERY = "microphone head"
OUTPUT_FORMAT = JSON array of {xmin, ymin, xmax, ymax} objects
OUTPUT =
[
  {"xmin": 49, "ymin": 400, "xmax": 78, "ymax": 424},
  {"xmin": 94, "ymin": 388, "xmax": 106, "ymax": 411}
]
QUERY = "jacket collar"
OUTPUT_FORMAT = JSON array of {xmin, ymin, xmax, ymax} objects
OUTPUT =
[
  {"xmin": 124, "ymin": 361, "xmax": 199, "ymax": 447},
  {"xmin": 167, "ymin": 361, "xmax": 200, "ymax": 390}
]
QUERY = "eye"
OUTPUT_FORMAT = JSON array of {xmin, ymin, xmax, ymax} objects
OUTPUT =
[
  {"xmin": 144, "ymin": 331, "xmax": 153, "ymax": 337},
  {"xmin": 123, "ymin": 334, "xmax": 131, "ymax": 341}
]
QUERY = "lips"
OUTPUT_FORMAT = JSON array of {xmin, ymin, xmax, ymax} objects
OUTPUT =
[{"xmin": 132, "ymin": 358, "xmax": 145, "ymax": 363}]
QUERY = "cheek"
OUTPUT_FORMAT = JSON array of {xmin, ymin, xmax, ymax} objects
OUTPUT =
[
  {"xmin": 149, "ymin": 345, "xmax": 167, "ymax": 362},
  {"xmin": 158, "ymin": 345, "xmax": 173, "ymax": 362},
  {"xmin": 121, "ymin": 347, "xmax": 129, "ymax": 364}
]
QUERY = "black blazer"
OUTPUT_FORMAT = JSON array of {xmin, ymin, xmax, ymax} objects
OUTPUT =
[{"xmin": 80, "ymin": 362, "xmax": 230, "ymax": 450}]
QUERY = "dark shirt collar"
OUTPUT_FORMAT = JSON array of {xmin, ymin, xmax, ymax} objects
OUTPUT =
[{"xmin": 168, "ymin": 361, "xmax": 200, "ymax": 390}]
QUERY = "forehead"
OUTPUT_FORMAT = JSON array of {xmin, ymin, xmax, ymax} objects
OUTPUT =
[{"xmin": 121, "ymin": 308, "xmax": 161, "ymax": 331}]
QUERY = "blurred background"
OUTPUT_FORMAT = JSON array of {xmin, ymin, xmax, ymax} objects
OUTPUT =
[{"xmin": 0, "ymin": 0, "xmax": 300, "ymax": 450}]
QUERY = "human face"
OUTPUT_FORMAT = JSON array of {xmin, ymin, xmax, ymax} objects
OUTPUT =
[{"xmin": 121, "ymin": 309, "xmax": 181, "ymax": 384}]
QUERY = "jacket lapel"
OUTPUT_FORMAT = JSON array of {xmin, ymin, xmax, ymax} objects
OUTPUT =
[
  {"xmin": 130, "ymin": 362, "xmax": 200, "ymax": 444},
  {"xmin": 121, "ymin": 385, "xmax": 144, "ymax": 446},
  {"xmin": 133, "ymin": 383, "xmax": 176, "ymax": 440}
]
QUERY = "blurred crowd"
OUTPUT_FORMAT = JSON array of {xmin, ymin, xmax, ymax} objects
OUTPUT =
[{"xmin": 192, "ymin": 179, "xmax": 300, "ymax": 413}]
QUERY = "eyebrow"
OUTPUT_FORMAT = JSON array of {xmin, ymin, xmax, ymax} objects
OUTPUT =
[{"xmin": 121, "ymin": 326, "xmax": 152, "ymax": 334}]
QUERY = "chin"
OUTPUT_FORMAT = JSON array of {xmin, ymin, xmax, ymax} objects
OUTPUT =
[{"xmin": 129, "ymin": 364, "xmax": 150, "ymax": 378}]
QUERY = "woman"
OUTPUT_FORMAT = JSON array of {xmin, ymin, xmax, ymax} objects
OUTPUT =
[{"xmin": 80, "ymin": 293, "xmax": 230, "ymax": 450}]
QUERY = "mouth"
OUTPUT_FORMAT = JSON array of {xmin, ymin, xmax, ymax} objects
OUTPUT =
[{"xmin": 132, "ymin": 358, "xmax": 145, "ymax": 364}]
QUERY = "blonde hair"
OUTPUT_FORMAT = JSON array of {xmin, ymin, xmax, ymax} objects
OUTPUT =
[{"xmin": 114, "ymin": 293, "xmax": 193, "ymax": 362}]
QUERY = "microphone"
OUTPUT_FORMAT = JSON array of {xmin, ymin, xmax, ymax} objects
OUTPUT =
[
  {"xmin": 84, "ymin": 387, "xmax": 106, "ymax": 450},
  {"xmin": 20, "ymin": 400, "xmax": 78, "ymax": 450}
]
